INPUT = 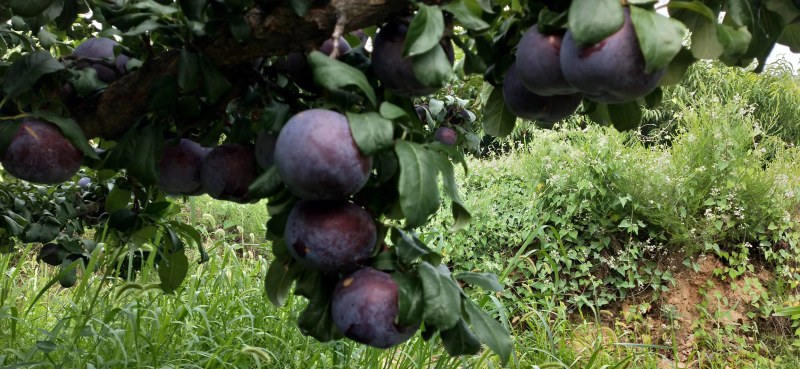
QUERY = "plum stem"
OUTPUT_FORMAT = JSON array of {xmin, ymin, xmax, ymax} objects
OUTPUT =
[
  {"xmin": 329, "ymin": 14, "xmax": 347, "ymax": 59},
  {"xmin": 0, "ymin": 113, "xmax": 30, "ymax": 121}
]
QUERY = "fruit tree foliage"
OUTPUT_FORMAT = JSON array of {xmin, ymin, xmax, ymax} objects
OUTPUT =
[{"xmin": 2, "ymin": 0, "xmax": 800, "ymax": 363}]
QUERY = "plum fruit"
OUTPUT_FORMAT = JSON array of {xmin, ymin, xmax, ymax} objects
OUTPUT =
[
  {"xmin": 560, "ymin": 9, "xmax": 664, "ymax": 104},
  {"xmin": 274, "ymin": 109, "xmax": 372, "ymax": 200},
  {"xmin": 200, "ymin": 144, "xmax": 258, "ymax": 203},
  {"xmin": 331, "ymin": 267, "xmax": 419, "ymax": 348},
  {"xmin": 158, "ymin": 139, "xmax": 210, "ymax": 195},
  {"xmin": 372, "ymin": 21, "xmax": 455, "ymax": 97},
  {"xmin": 434, "ymin": 127, "xmax": 457, "ymax": 146},
  {"xmin": 278, "ymin": 37, "xmax": 351, "ymax": 92},
  {"xmin": 77, "ymin": 177, "xmax": 91, "ymax": 189},
  {"xmin": 516, "ymin": 27, "xmax": 576, "ymax": 96},
  {"xmin": 73, "ymin": 37, "xmax": 130, "ymax": 83},
  {"xmin": 502, "ymin": 62, "xmax": 582, "ymax": 124},
  {"xmin": 1, "ymin": 119, "xmax": 83, "ymax": 184},
  {"xmin": 254, "ymin": 131, "xmax": 277, "ymax": 169},
  {"xmin": 284, "ymin": 200, "xmax": 376, "ymax": 272}
]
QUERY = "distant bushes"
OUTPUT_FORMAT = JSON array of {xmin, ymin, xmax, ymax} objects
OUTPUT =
[{"xmin": 428, "ymin": 93, "xmax": 800, "ymax": 308}]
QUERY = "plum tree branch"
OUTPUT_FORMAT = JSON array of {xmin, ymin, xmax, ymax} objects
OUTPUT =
[{"xmin": 77, "ymin": 0, "xmax": 410, "ymax": 139}]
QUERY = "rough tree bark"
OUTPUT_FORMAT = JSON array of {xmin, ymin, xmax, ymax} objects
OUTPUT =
[{"xmin": 77, "ymin": 0, "xmax": 410, "ymax": 139}]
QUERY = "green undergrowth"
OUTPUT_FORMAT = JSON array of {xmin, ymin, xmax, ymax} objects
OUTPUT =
[
  {"xmin": 1, "ymin": 242, "xmax": 672, "ymax": 368},
  {"xmin": 427, "ymin": 93, "xmax": 800, "ymax": 323}
]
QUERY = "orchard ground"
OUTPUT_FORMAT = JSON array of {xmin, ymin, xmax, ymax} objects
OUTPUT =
[{"xmin": 2, "ymin": 60, "xmax": 800, "ymax": 368}]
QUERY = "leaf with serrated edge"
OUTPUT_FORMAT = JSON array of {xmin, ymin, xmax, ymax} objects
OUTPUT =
[
  {"xmin": 309, "ymin": 51, "xmax": 377, "ymax": 107},
  {"xmin": 455, "ymin": 272, "xmax": 503, "ymax": 291},
  {"xmin": 347, "ymin": 112, "xmax": 394, "ymax": 155},
  {"xmin": 567, "ymin": 0, "xmax": 624, "ymax": 46},
  {"xmin": 607, "ymin": 101, "xmax": 642, "ymax": 131},
  {"xmin": 392, "ymin": 272, "xmax": 424, "ymax": 327},
  {"xmin": 431, "ymin": 151, "xmax": 471, "ymax": 231},
  {"xmin": 395, "ymin": 141, "xmax": 440, "ymax": 228},
  {"xmin": 442, "ymin": 1, "xmax": 489, "ymax": 31},
  {"xmin": 30, "ymin": 111, "xmax": 99, "ymax": 159},
  {"xmin": 2, "ymin": 51, "xmax": 64, "ymax": 100},
  {"xmin": 158, "ymin": 251, "xmax": 189, "ymax": 293},
  {"xmin": 464, "ymin": 299, "xmax": 512, "ymax": 365},
  {"xmin": 630, "ymin": 7, "xmax": 686, "ymax": 73},
  {"xmin": 418, "ymin": 262, "xmax": 461, "ymax": 330},
  {"xmin": 482, "ymin": 86, "xmax": 516, "ymax": 137},
  {"xmin": 265, "ymin": 259, "xmax": 300, "ymax": 306},
  {"xmin": 404, "ymin": 4, "xmax": 445, "ymax": 57},
  {"xmin": 411, "ymin": 44, "xmax": 453, "ymax": 88},
  {"xmin": 248, "ymin": 166, "xmax": 283, "ymax": 199},
  {"xmin": 440, "ymin": 319, "xmax": 481, "ymax": 356},
  {"xmin": 379, "ymin": 102, "xmax": 407, "ymax": 120}
]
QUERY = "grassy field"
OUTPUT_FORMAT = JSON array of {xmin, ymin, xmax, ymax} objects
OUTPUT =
[{"xmin": 3, "ymin": 62, "xmax": 800, "ymax": 368}]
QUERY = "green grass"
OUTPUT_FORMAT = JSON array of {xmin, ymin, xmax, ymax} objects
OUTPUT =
[{"xmin": 1, "ymin": 241, "xmax": 675, "ymax": 368}]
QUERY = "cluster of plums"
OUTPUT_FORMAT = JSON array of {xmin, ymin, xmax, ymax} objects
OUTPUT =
[
  {"xmin": 1, "ymin": 37, "xmax": 130, "ymax": 184},
  {"xmin": 275, "ymin": 109, "xmax": 418, "ymax": 348},
  {"xmin": 503, "ymin": 9, "xmax": 663, "ymax": 124}
]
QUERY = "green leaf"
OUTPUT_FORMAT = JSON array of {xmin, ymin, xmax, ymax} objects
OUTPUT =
[
  {"xmin": 55, "ymin": 0, "xmax": 80, "ymax": 31},
  {"xmin": 66, "ymin": 68, "xmax": 107, "ymax": 96},
  {"xmin": 455, "ymin": 272, "xmax": 503, "ymax": 291},
  {"xmin": 296, "ymin": 272, "xmax": 342, "ymax": 342},
  {"xmin": 289, "ymin": 0, "xmax": 313, "ymax": 17},
  {"xmin": 418, "ymin": 262, "xmax": 461, "ymax": 330},
  {"xmin": 248, "ymin": 166, "xmax": 283, "ymax": 199},
  {"xmin": 178, "ymin": 49, "xmax": 200, "ymax": 93},
  {"xmin": 30, "ymin": 111, "xmax": 99, "ymax": 159},
  {"xmin": 746, "ymin": 9, "xmax": 784, "ymax": 72},
  {"xmin": 718, "ymin": 24, "xmax": 752, "ymax": 58},
  {"xmin": 393, "ymin": 228, "xmax": 438, "ymax": 265},
  {"xmin": 629, "ymin": 7, "xmax": 687, "ymax": 73},
  {"xmin": 683, "ymin": 12, "xmax": 724, "ymax": 59},
  {"xmin": 198, "ymin": 55, "xmax": 231, "ymax": 103},
  {"xmin": 440, "ymin": 319, "xmax": 482, "ymax": 356},
  {"xmin": 379, "ymin": 102, "xmax": 407, "ymax": 120},
  {"xmin": 394, "ymin": 141, "xmax": 440, "ymax": 228},
  {"xmin": 158, "ymin": 250, "xmax": 189, "ymax": 293},
  {"xmin": 2, "ymin": 51, "xmax": 64, "ymax": 100},
  {"xmin": 179, "ymin": 0, "xmax": 207, "ymax": 21},
  {"xmin": 392, "ymin": 272, "xmax": 424, "ymax": 327},
  {"xmin": 464, "ymin": 299, "xmax": 513, "ymax": 365},
  {"xmin": 726, "ymin": 0, "xmax": 756, "ymax": 29},
  {"xmin": 411, "ymin": 44, "xmax": 453, "ymax": 88},
  {"xmin": 10, "ymin": 0, "xmax": 55, "ymax": 18},
  {"xmin": 2, "ymin": 215, "xmax": 26, "ymax": 236},
  {"xmin": 432, "ymin": 152, "xmax": 471, "ymax": 231},
  {"xmin": 346, "ymin": 112, "xmax": 394, "ymax": 156},
  {"xmin": 482, "ymin": 86, "xmax": 516, "ymax": 137},
  {"xmin": 404, "ymin": 4, "xmax": 445, "ymax": 57},
  {"xmin": 105, "ymin": 187, "xmax": 132, "ymax": 213},
  {"xmin": 128, "ymin": 124, "xmax": 163, "ymax": 186},
  {"xmin": 567, "ymin": 0, "xmax": 624, "ymax": 46},
  {"xmin": 168, "ymin": 221, "xmax": 207, "ymax": 263},
  {"xmin": 308, "ymin": 51, "xmax": 377, "ymax": 107},
  {"xmin": 607, "ymin": 101, "xmax": 642, "ymax": 131},
  {"xmin": 0, "ymin": 120, "xmax": 22, "ymax": 156},
  {"xmin": 666, "ymin": 0, "xmax": 717, "ymax": 20},
  {"xmin": 228, "ymin": 15, "xmax": 251, "ymax": 43},
  {"xmin": 442, "ymin": 1, "xmax": 490, "ymax": 31},
  {"xmin": 264, "ymin": 259, "xmax": 300, "ymax": 306},
  {"xmin": 766, "ymin": 0, "xmax": 800, "ymax": 24},
  {"xmin": 659, "ymin": 47, "xmax": 695, "ymax": 85},
  {"xmin": 778, "ymin": 20, "xmax": 800, "ymax": 52}
]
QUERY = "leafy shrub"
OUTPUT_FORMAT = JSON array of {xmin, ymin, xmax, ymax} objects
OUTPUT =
[{"xmin": 428, "ymin": 94, "xmax": 800, "ymax": 309}]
